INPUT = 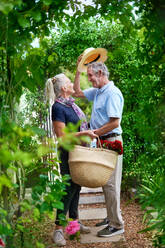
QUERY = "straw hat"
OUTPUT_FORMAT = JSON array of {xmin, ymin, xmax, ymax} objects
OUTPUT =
[{"xmin": 78, "ymin": 48, "xmax": 108, "ymax": 72}]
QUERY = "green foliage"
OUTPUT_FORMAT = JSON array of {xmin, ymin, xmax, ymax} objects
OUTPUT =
[
  {"xmin": 0, "ymin": 0, "xmax": 165, "ymax": 246},
  {"xmin": 17, "ymin": 88, "xmax": 49, "ymax": 128},
  {"xmin": 0, "ymin": 110, "xmax": 92, "ymax": 247},
  {"xmin": 0, "ymin": 0, "xmax": 22, "ymax": 15},
  {"xmin": 48, "ymin": 18, "xmax": 123, "ymax": 71},
  {"xmin": 0, "ymin": 116, "xmax": 67, "ymax": 247},
  {"xmin": 138, "ymin": 175, "xmax": 165, "ymax": 247},
  {"xmin": 46, "ymin": 13, "xmax": 165, "ymax": 191},
  {"xmin": 0, "ymin": 0, "xmax": 80, "ymax": 111},
  {"xmin": 58, "ymin": 122, "xmax": 91, "ymax": 151}
]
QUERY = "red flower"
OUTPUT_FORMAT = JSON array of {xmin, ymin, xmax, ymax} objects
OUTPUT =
[
  {"xmin": 98, "ymin": 139, "xmax": 123, "ymax": 155},
  {"xmin": 0, "ymin": 239, "xmax": 5, "ymax": 247}
]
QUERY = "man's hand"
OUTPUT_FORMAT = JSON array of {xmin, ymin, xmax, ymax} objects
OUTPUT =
[{"xmin": 77, "ymin": 54, "xmax": 83, "ymax": 68}]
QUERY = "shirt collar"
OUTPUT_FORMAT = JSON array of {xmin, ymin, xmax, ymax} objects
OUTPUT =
[{"xmin": 97, "ymin": 81, "xmax": 114, "ymax": 93}]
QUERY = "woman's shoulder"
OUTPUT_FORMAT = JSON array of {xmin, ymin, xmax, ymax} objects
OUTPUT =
[
  {"xmin": 52, "ymin": 101, "xmax": 59, "ymax": 107},
  {"xmin": 52, "ymin": 101, "xmax": 65, "ymax": 109},
  {"xmin": 52, "ymin": 101, "xmax": 71, "ymax": 114},
  {"xmin": 51, "ymin": 102, "xmax": 67, "ymax": 121}
]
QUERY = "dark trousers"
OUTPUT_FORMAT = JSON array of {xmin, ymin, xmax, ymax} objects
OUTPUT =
[{"xmin": 55, "ymin": 148, "xmax": 81, "ymax": 225}]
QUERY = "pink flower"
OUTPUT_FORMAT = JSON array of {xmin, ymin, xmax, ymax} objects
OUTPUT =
[
  {"xmin": 0, "ymin": 239, "xmax": 5, "ymax": 247},
  {"xmin": 65, "ymin": 220, "xmax": 80, "ymax": 235}
]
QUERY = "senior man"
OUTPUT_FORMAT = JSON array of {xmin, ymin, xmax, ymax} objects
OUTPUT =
[{"xmin": 73, "ymin": 61, "xmax": 124, "ymax": 237}]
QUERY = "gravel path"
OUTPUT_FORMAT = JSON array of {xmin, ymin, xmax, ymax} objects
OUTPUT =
[{"xmin": 44, "ymin": 196, "xmax": 153, "ymax": 248}]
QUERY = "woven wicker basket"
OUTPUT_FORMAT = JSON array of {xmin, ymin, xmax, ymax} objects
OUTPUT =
[{"xmin": 68, "ymin": 144, "xmax": 118, "ymax": 188}]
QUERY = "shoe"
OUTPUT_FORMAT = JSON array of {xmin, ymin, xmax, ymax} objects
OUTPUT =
[
  {"xmin": 52, "ymin": 229, "xmax": 66, "ymax": 246},
  {"xmin": 97, "ymin": 225, "xmax": 124, "ymax": 237},
  {"xmin": 79, "ymin": 221, "xmax": 91, "ymax": 234},
  {"xmin": 95, "ymin": 217, "xmax": 109, "ymax": 227}
]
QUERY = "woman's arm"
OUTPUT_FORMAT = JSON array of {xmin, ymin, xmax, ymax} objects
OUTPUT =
[
  {"xmin": 75, "ymin": 130, "xmax": 97, "ymax": 139},
  {"xmin": 53, "ymin": 121, "xmax": 97, "ymax": 139},
  {"xmin": 53, "ymin": 121, "xmax": 65, "ymax": 137}
]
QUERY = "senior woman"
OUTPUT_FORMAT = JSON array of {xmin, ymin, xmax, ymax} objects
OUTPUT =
[{"xmin": 46, "ymin": 73, "xmax": 96, "ymax": 246}]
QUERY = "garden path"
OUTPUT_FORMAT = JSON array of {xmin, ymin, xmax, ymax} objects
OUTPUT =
[
  {"xmin": 79, "ymin": 187, "xmax": 125, "ymax": 245},
  {"xmin": 45, "ymin": 187, "xmax": 153, "ymax": 247},
  {"xmin": 26, "ymin": 188, "xmax": 153, "ymax": 248}
]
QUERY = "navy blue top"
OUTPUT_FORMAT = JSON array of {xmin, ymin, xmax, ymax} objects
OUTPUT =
[
  {"xmin": 52, "ymin": 102, "xmax": 79, "ymax": 125},
  {"xmin": 52, "ymin": 101, "xmax": 80, "ymax": 176}
]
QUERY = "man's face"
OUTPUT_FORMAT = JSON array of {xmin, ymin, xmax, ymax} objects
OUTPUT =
[{"xmin": 87, "ymin": 67, "xmax": 100, "ymax": 88}]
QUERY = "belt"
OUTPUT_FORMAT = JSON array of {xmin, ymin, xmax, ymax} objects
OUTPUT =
[{"xmin": 99, "ymin": 133, "xmax": 120, "ymax": 140}]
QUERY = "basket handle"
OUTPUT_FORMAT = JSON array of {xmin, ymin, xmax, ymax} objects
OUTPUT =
[{"xmin": 97, "ymin": 137, "xmax": 103, "ymax": 149}]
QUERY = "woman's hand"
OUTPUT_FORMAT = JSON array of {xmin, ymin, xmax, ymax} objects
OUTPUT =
[{"xmin": 80, "ymin": 130, "xmax": 98, "ymax": 139}]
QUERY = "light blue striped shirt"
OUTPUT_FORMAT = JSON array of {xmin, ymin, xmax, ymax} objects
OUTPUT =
[{"xmin": 83, "ymin": 81, "xmax": 124, "ymax": 135}]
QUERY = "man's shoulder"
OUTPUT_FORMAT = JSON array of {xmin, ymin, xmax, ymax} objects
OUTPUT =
[
  {"xmin": 104, "ymin": 85, "xmax": 124, "ymax": 103},
  {"xmin": 108, "ymin": 83, "xmax": 123, "ymax": 96},
  {"xmin": 113, "ymin": 85, "xmax": 123, "ymax": 95}
]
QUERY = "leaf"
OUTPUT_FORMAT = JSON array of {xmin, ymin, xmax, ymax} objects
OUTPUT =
[
  {"xmin": 31, "ymin": 126, "xmax": 46, "ymax": 136},
  {"xmin": 37, "ymin": 145, "xmax": 50, "ymax": 157},
  {"xmin": 33, "ymin": 208, "xmax": 40, "ymax": 220},
  {"xmin": 43, "ymin": 0, "xmax": 52, "ymax": 6},
  {"xmin": 0, "ymin": 46, "xmax": 5, "ymax": 51},
  {"xmin": 80, "ymin": 136, "xmax": 91, "ymax": 143},
  {"xmin": 17, "ymin": 15, "xmax": 31, "ymax": 28},
  {"xmin": 0, "ymin": 209, "xmax": 7, "ymax": 217},
  {"xmin": 52, "ymin": 201, "xmax": 64, "ymax": 210},
  {"xmin": 141, "ymin": 184, "xmax": 154, "ymax": 194},
  {"xmin": 13, "ymin": 151, "xmax": 33, "ymax": 166},
  {"xmin": 48, "ymin": 55, "xmax": 54, "ymax": 62},
  {"xmin": 0, "ymin": 2, "xmax": 14, "ymax": 14},
  {"xmin": 40, "ymin": 202, "xmax": 49, "ymax": 212},
  {"xmin": 20, "ymin": 200, "xmax": 31, "ymax": 212},
  {"xmin": 16, "ymin": 224, "xmax": 24, "ymax": 232},
  {"xmin": 1, "ymin": 0, "xmax": 22, "ymax": 14},
  {"xmin": 36, "ymin": 241, "xmax": 45, "ymax": 248},
  {"xmin": 0, "ymin": 175, "xmax": 12, "ymax": 193},
  {"xmin": 31, "ymin": 11, "xmax": 42, "ymax": 22},
  {"xmin": 51, "ymin": 169, "xmax": 60, "ymax": 177},
  {"xmin": 44, "ymin": 194, "xmax": 54, "ymax": 203}
]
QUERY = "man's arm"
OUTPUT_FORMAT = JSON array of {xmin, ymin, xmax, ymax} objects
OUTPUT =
[
  {"xmin": 94, "ymin": 118, "xmax": 119, "ymax": 136},
  {"xmin": 72, "ymin": 69, "xmax": 85, "ymax": 98},
  {"xmin": 73, "ymin": 55, "xmax": 85, "ymax": 98}
]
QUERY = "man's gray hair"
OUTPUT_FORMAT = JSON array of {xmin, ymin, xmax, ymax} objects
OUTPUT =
[
  {"xmin": 88, "ymin": 62, "xmax": 109, "ymax": 78},
  {"xmin": 45, "ymin": 73, "xmax": 66, "ymax": 104}
]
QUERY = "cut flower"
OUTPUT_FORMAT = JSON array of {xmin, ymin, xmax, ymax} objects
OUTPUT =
[
  {"xmin": 99, "ymin": 139, "xmax": 123, "ymax": 155},
  {"xmin": 0, "ymin": 238, "xmax": 5, "ymax": 247},
  {"xmin": 65, "ymin": 220, "xmax": 80, "ymax": 240}
]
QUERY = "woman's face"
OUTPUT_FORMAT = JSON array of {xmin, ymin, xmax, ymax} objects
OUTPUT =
[{"xmin": 64, "ymin": 76, "xmax": 75, "ymax": 95}]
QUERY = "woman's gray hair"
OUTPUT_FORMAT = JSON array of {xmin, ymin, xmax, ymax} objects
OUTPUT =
[
  {"xmin": 45, "ymin": 73, "xmax": 66, "ymax": 104},
  {"xmin": 88, "ymin": 62, "xmax": 109, "ymax": 78}
]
